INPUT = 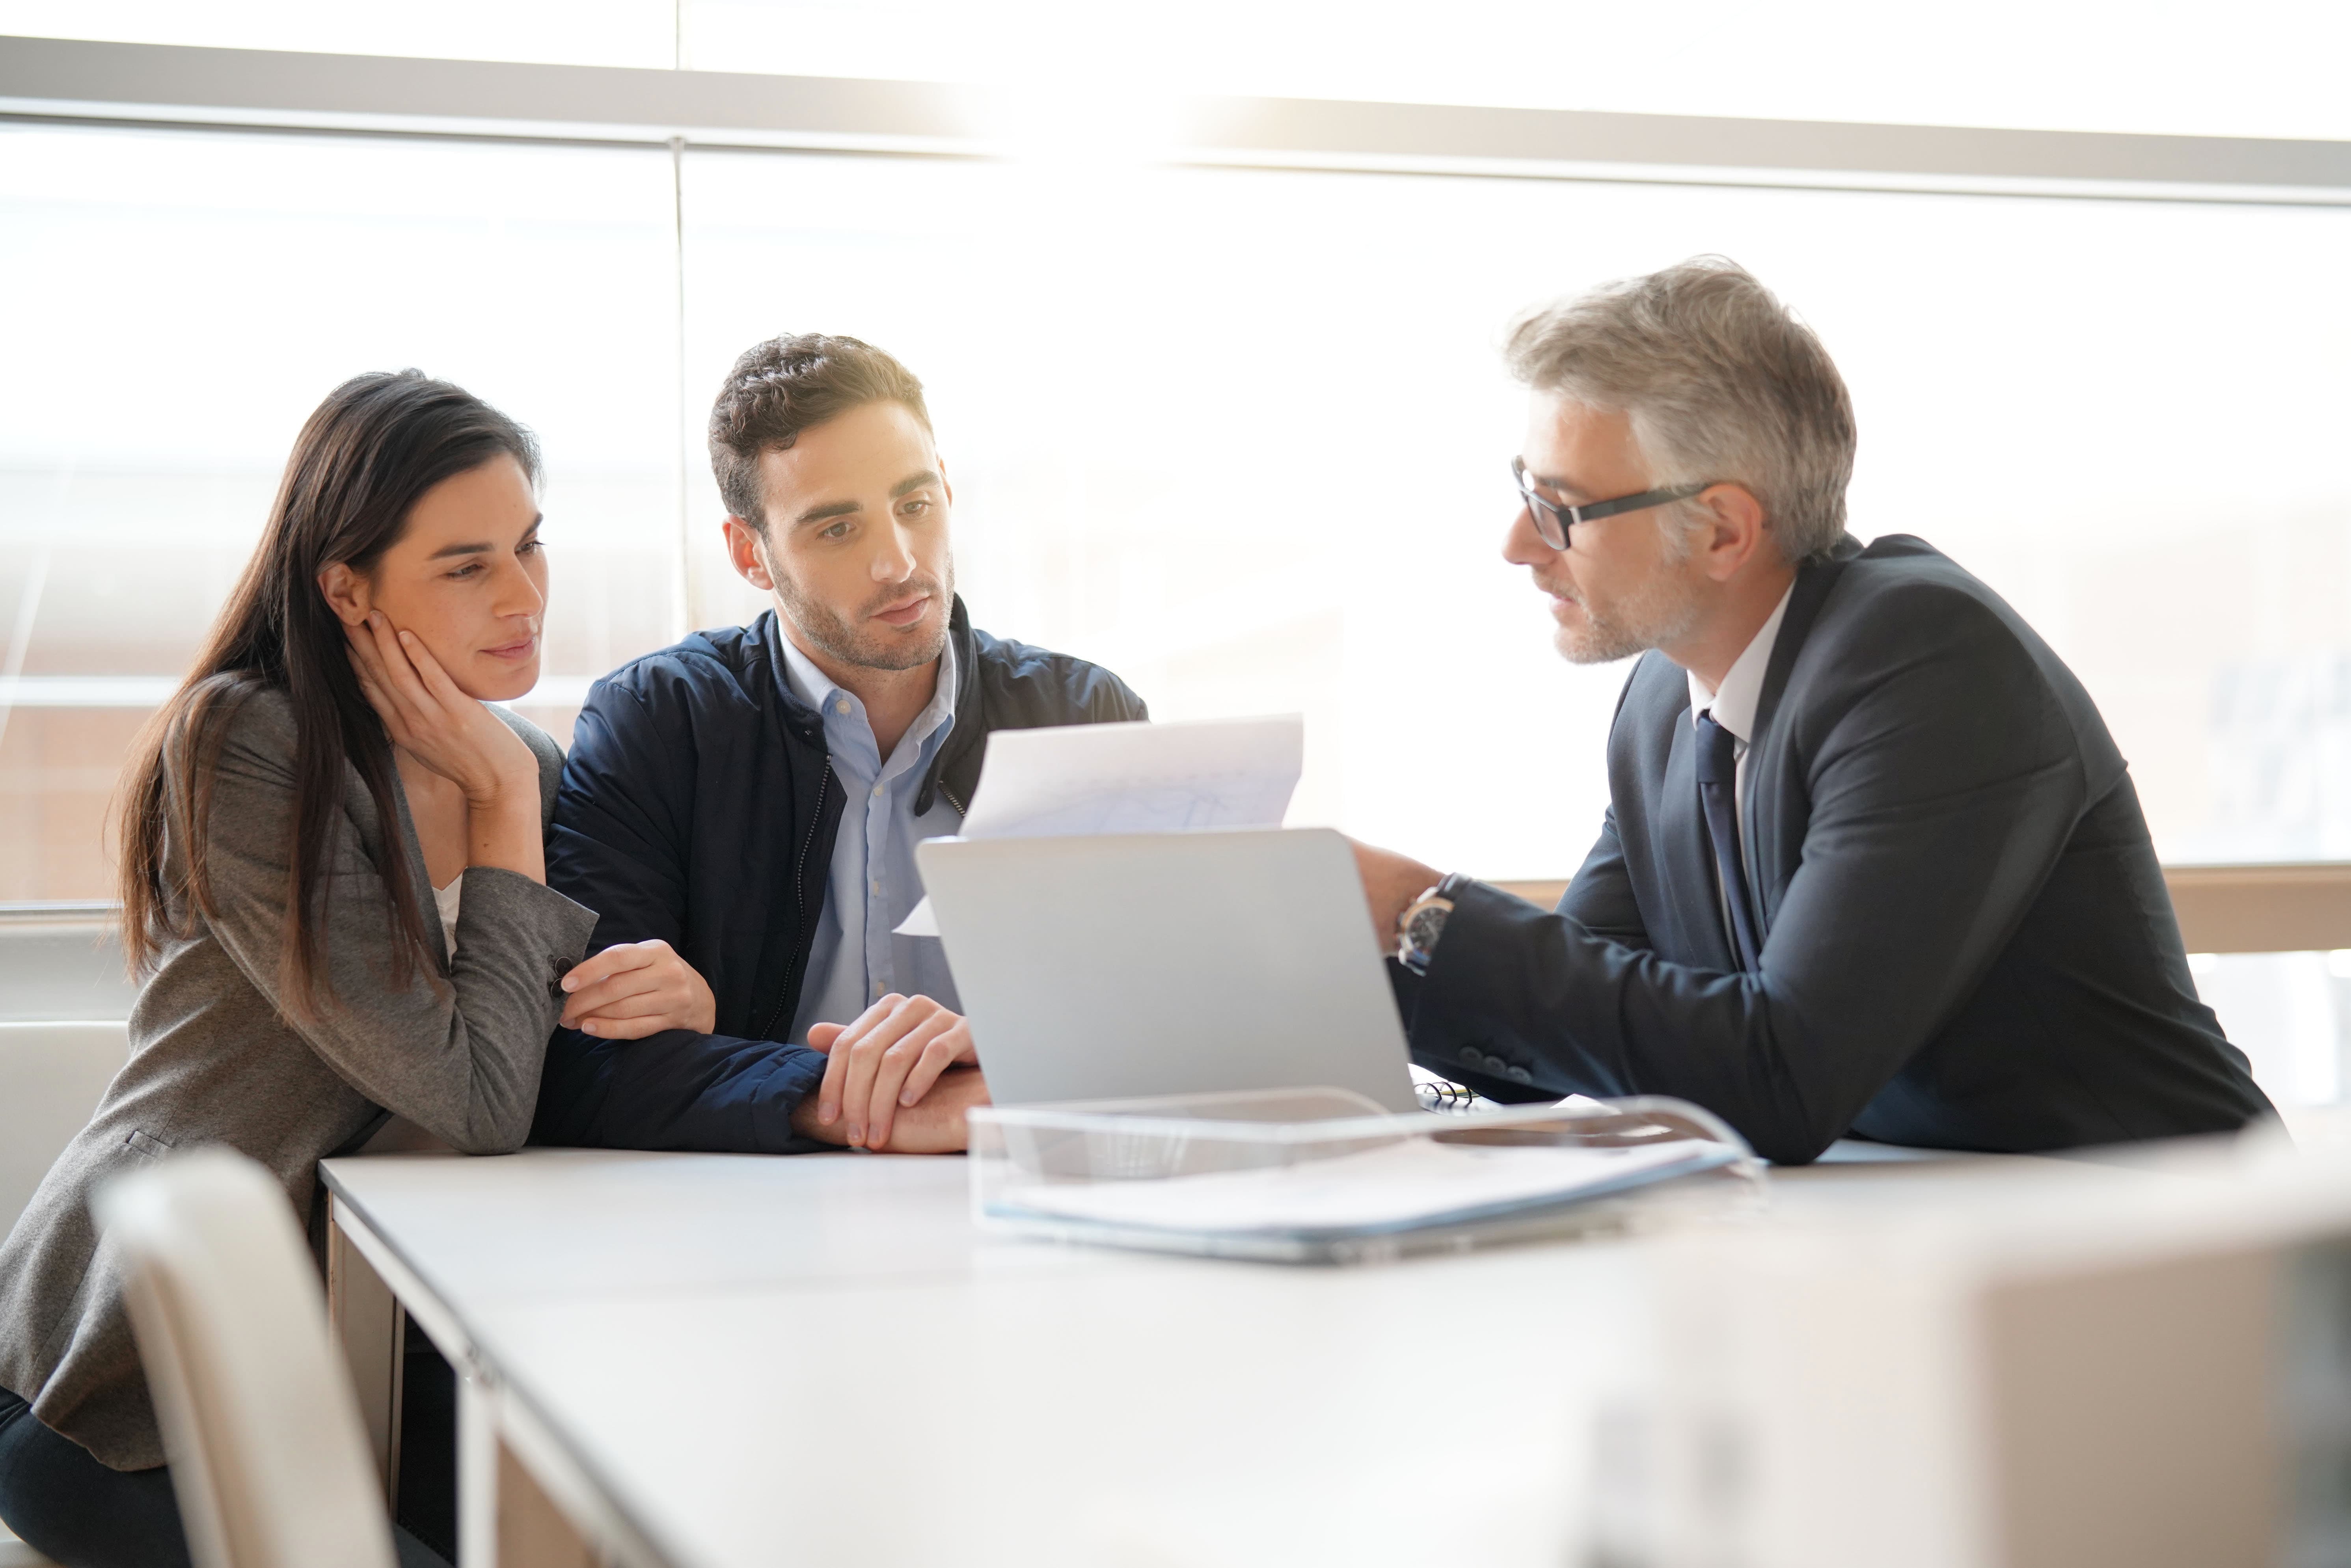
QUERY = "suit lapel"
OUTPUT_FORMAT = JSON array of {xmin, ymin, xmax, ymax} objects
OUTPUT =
[
  {"xmin": 1749, "ymin": 532, "xmax": 1858, "ymax": 744},
  {"xmin": 1741, "ymin": 533, "xmax": 1861, "ymax": 940}
]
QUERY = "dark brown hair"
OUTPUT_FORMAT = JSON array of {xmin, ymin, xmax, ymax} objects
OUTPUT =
[
  {"xmin": 708, "ymin": 333, "xmax": 930, "ymax": 531},
  {"xmin": 116, "ymin": 370, "xmax": 540, "ymax": 1019}
]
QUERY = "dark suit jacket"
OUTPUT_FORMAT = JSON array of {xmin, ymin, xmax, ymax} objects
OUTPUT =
[{"xmin": 1399, "ymin": 533, "xmax": 2273, "ymax": 1164}]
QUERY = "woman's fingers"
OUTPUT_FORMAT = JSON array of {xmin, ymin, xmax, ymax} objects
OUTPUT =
[
  {"xmin": 559, "ymin": 971, "xmax": 665, "ymax": 1027},
  {"xmin": 366, "ymin": 613, "xmax": 437, "ymax": 718},
  {"xmin": 559, "ymin": 942, "xmax": 660, "ymax": 996},
  {"xmin": 398, "ymin": 627, "xmax": 469, "ymax": 712},
  {"xmin": 350, "ymin": 615, "xmax": 538, "ymax": 804},
  {"xmin": 574, "ymin": 990, "xmax": 689, "ymax": 1022},
  {"xmin": 357, "ymin": 615, "xmax": 440, "ymax": 749},
  {"xmin": 345, "ymin": 622, "xmax": 387, "ymax": 687},
  {"xmin": 348, "ymin": 659, "xmax": 397, "ymax": 734},
  {"xmin": 576, "ymin": 1013, "xmax": 674, "ymax": 1040},
  {"xmin": 345, "ymin": 633, "xmax": 417, "ymax": 750},
  {"xmin": 557, "ymin": 941, "xmax": 719, "ymax": 1035},
  {"xmin": 345, "ymin": 626, "xmax": 395, "ymax": 705},
  {"xmin": 806, "ymin": 1022, "xmax": 844, "ymax": 1055}
]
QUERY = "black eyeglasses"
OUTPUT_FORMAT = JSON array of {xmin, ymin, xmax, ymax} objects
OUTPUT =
[{"xmin": 1512, "ymin": 457, "xmax": 1711, "ymax": 551}]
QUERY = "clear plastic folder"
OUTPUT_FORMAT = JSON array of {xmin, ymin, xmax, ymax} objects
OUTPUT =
[{"xmin": 968, "ymin": 1088, "xmax": 1765, "ymax": 1264}]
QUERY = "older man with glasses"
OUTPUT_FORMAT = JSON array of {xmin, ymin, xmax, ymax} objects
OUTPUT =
[{"xmin": 1351, "ymin": 257, "xmax": 2272, "ymax": 1164}]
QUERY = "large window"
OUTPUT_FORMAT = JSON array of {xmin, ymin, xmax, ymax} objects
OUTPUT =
[
  {"xmin": 678, "ymin": 150, "xmax": 2351, "ymax": 877},
  {"xmin": 4, "ymin": 45, "xmax": 2351, "ymax": 1106},
  {"xmin": 0, "ymin": 124, "xmax": 678, "ymax": 898},
  {"xmin": 7, "ymin": 120, "xmax": 2351, "ymax": 893}
]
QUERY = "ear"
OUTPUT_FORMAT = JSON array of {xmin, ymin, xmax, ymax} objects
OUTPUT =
[
  {"xmin": 317, "ymin": 561, "xmax": 372, "ymax": 626},
  {"xmin": 723, "ymin": 517, "xmax": 776, "ymax": 591},
  {"xmin": 939, "ymin": 455, "xmax": 954, "ymax": 510},
  {"xmin": 1691, "ymin": 484, "xmax": 1771, "ymax": 584}
]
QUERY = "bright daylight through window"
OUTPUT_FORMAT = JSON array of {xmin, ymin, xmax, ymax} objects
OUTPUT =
[{"xmin": 1, "ymin": 3, "xmax": 2348, "ymax": 1108}]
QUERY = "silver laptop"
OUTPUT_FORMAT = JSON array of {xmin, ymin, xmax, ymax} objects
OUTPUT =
[{"xmin": 915, "ymin": 827, "xmax": 1420, "ymax": 1113}]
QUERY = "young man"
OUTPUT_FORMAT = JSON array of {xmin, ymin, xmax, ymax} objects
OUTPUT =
[
  {"xmin": 533, "ymin": 335, "xmax": 1145, "ymax": 1154},
  {"xmin": 1352, "ymin": 259, "xmax": 2272, "ymax": 1164}
]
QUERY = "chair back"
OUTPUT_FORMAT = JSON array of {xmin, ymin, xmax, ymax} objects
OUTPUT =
[{"xmin": 92, "ymin": 1147, "xmax": 397, "ymax": 1568}]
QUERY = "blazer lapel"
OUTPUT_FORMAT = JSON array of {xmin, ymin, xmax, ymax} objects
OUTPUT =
[
  {"xmin": 1749, "ymin": 532, "xmax": 1859, "ymax": 744},
  {"xmin": 1741, "ymin": 533, "xmax": 1861, "ymax": 940}
]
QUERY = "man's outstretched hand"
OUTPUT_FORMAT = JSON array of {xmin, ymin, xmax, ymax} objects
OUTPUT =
[{"xmin": 791, "ymin": 993, "xmax": 987, "ymax": 1152}]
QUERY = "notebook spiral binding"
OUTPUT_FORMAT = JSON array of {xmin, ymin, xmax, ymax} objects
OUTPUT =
[{"xmin": 1414, "ymin": 1075, "xmax": 1483, "ymax": 1114}]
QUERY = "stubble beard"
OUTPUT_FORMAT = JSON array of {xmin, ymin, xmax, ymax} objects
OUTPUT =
[
  {"xmin": 772, "ymin": 553, "xmax": 956, "ymax": 673},
  {"xmin": 1548, "ymin": 570, "xmax": 1703, "ymax": 665}
]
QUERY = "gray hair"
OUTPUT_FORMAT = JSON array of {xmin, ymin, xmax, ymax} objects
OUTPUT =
[{"xmin": 1504, "ymin": 257, "xmax": 1856, "ymax": 562}]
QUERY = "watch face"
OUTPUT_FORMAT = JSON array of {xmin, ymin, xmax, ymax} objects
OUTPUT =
[{"xmin": 1406, "ymin": 903, "xmax": 1449, "ymax": 954}]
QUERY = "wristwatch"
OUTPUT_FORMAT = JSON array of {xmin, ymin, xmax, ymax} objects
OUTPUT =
[{"xmin": 1396, "ymin": 877, "xmax": 1462, "ymax": 975}]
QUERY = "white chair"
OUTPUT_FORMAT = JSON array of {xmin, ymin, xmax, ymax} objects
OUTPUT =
[
  {"xmin": 0, "ymin": 1021, "xmax": 130, "ymax": 1244},
  {"xmin": 91, "ymin": 1148, "xmax": 400, "ymax": 1568}
]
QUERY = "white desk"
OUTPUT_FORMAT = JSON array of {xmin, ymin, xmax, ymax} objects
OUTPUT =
[{"xmin": 319, "ymin": 1145, "xmax": 2134, "ymax": 1568}]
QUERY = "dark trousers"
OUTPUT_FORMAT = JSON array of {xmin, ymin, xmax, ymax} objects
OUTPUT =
[
  {"xmin": 0, "ymin": 1386, "xmax": 187, "ymax": 1568},
  {"xmin": 396, "ymin": 1319, "xmax": 460, "ymax": 1562},
  {"xmin": 0, "ymin": 1384, "xmax": 451, "ymax": 1568}
]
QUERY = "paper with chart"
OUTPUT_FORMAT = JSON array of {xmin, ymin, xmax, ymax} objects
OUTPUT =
[
  {"xmin": 895, "ymin": 715, "xmax": 1302, "ymax": 935},
  {"xmin": 959, "ymin": 715, "xmax": 1302, "ymax": 838}
]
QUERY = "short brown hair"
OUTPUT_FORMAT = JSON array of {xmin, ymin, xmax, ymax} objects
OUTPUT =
[
  {"xmin": 1505, "ymin": 258, "xmax": 1856, "ymax": 561},
  {"xmin": 708, "ymin": 333, "xmax": 931, "ymax": 530}
]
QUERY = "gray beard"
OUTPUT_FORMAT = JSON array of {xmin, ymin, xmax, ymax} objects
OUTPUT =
[
  {"xmin": 1554, "ymin": 572, "xmax": 1702, "ymax": 665},
  {"xmin": 772, "ymin": 556, "xmax": 956, "ymax": 673}
]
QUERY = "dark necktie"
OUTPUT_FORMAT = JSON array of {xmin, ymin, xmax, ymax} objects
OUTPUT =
[{"xmin": 1693, "ymin": 711, "xmax": 1762, "ymax": 971}]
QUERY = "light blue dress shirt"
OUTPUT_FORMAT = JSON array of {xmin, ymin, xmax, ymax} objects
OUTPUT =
[{"xmin": 778, "ymin": 635, "xmax": 964, "ymax": 1045}]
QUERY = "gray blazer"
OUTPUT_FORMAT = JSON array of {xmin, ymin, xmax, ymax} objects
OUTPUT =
[{"xmin": 0, "ymin": 684, "xmax": 596, "ymax": 1470}]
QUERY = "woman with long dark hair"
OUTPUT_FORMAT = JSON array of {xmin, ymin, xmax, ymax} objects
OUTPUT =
[{"xmin": 0, "ymin": 371, "xmax": 600, "ymax": 1568}]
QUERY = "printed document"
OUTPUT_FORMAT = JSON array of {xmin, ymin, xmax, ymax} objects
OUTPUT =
[{"xmin": 897, "ymin": 715, "xmax": 1302, "ymax": 935}]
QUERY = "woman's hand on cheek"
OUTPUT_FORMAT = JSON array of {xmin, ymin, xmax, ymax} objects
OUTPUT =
[{"xmin": 346, "ymin": 612, "xmax": 534, "ymax": 805}]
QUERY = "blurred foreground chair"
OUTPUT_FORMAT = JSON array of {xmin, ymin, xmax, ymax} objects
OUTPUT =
[{"xmin": 92, "ymin": 1147, "xmax": 414, "ymax": 1568}]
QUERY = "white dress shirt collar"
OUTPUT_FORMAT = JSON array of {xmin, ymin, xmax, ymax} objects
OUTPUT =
[
  {"xmin": 777, "ymin": 628, "xmax": 958, "ymax": 769},
  {"xmin": 1686, "ymin": 581, "xmax": 1795, "ymax": 744}
]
